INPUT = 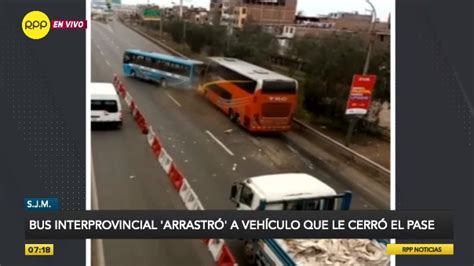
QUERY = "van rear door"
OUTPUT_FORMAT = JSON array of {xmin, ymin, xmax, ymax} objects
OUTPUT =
[{"xmin": 91, "ymin": 99, "xmax": 120, "ymax": 122}]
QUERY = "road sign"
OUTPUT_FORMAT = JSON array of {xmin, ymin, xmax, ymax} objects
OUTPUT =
[
  {"xmin": 345, "ymin": 74, "xmax": 377, "ymax": 115},
  {"xmin": 143, "ymin": 8, "xmax": 161, "ymax": 21}
]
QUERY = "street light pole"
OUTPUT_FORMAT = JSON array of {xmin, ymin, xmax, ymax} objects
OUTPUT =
[
  {"xmin": 344, "ymin": 0, "xmax": 377, "ymax": 147},
  {"xmin": 363, "ymin": 0, "xmax": 377, "ymax": 75}
]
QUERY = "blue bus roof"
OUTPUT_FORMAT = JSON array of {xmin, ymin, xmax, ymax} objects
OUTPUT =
[{"xmin": 125, "ymin": 49, "xmax": 203, "ymax": 66}]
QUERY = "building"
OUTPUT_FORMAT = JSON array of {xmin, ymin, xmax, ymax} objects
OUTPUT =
[
  {"xmin": 292, "ymin": 12, "xmax": 390, "ymax": 49},
  {"xmin": 210, "ymin": 0, "xmax": 297, "ymax": 28}
]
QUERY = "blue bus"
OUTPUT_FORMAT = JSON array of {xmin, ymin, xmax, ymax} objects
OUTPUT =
[{"xmin": 122, "ymin": 49, "xmax": 204, "ymax": 89}]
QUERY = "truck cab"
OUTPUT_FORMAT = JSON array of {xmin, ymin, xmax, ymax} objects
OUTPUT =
[
  {"xmin": 230, "ymin": 173, "xmax": 352, "ymax": 211},
  {"xmin": 230, "ymin": 173, "xmax": 361, "ymax": 265}
]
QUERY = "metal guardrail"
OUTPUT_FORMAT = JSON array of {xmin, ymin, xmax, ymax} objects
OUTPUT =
[{"xmin": 292, "ymin": 118, "xmax": 390, "ymax": 178}]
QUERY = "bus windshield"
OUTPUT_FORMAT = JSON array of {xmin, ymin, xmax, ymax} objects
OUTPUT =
[{"xmin": 261, "ymin": 80, "xmax": 297, "ymax": 94}]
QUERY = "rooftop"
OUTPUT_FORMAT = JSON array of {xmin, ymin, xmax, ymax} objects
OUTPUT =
[
  {"xmin": 126, "ymin": 49, "xmax": 204, "ymax": 65},
  {"xmin": 91, "ymin": 82, "xmax": 117, "ymax": 96},
  {"xmin": 246, "ymin": 173, "xmax": 337, "ymax": 202},
  {"xmin": 208, "ymin": 57, "xmax": 295, "ymax": 82}
]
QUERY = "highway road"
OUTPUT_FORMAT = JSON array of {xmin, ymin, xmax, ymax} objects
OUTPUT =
[{"xmin": 91, "ymin": 19, "xmax": 377, "ymax": 265}]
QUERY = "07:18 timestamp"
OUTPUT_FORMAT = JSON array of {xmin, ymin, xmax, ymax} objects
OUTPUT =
[{"xmin": 24, "ymin": 244, "xmax": 54, "ymax": 256}]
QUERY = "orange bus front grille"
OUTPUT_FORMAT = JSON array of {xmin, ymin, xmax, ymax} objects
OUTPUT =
[{"xmin": 262, "ymin": 103, "xmax": 292, "ymax": 117}]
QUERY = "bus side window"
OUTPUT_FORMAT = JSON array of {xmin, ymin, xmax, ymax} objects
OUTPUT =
[
  {"xmin": 136, "ymin": 56, "xmax": 144, "ymax": 65},
  {"xmin": 155, "ymin": 59, "xmax": 164, "ymax": 70},
  {"xmin": 184, "ymin": 66, "xmax": 190, "ymax": 76},
  {"xmin": 145, "ymin": 57, "xmax": 152, "ymax": 67}
]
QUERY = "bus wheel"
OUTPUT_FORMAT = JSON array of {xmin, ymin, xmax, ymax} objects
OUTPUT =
[
  {"xmin": 228, "ymin": 109, "xmax": 237, "ymax": 122},
  {"xmin": 235, "ymin": 114, "xmax": 240, "ymax": 124},
  {"xmin": 130, "ymin": 70, "xmax": 136, "ymax": 78},
  {"xmin": 160, "ymin": 79, "xmax": 167, "ymax": 88}
]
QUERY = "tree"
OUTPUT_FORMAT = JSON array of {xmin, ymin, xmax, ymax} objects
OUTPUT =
[
  {"xmin": 185, "ymin": 24, "xmax": 207, "ymax": 53},
  {"xmin": 296, "ymin": 33, "xmax": 369, "ymax": 128},
  {"xmin": 204, "ymin": 25, "xmax": 226, "ymax": 56},
  {"xmin": 226, "ymin": 25, "xmax": 278, "ymax": 69},
  {"xmin": 161, "ymin": 20, "xmax": 179, "ymax": 43}
]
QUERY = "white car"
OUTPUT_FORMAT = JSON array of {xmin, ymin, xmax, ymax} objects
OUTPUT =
[{"xmin": 91, "ymin": 82, "xmax": 122, "ymax": 128}]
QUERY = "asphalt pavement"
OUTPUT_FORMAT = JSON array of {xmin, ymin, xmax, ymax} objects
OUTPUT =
[
  {"xmin": 91, "ymin": 19, "xmax": 378, "ymax": 266},
  {"xmin": 91, "ymin": 24, "xmax": 214, "ymax": 266}
]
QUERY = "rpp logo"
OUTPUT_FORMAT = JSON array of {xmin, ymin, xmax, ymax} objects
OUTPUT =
[
  {"xmin": 24, "ymin": 20, "xmax": 48, "ymax": 30},
  {"xmin": 22, "ymin": 11, "xmax": 50, "ymax": 40}
]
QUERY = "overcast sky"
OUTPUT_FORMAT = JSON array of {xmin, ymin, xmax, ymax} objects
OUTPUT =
[{"xmin": 121, "ymin": 0, "xmax": 393, "ymax": 22}]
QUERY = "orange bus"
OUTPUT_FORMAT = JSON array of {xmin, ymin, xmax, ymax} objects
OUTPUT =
[{"xmin": 200, "ymin": 57, "xmax": 298, "ymax": 132}]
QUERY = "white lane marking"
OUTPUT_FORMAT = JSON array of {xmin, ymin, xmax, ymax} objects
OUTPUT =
[
  {"xmin": 91, "ymin": 158, "xmax": 106, "ymax": 266},
  {"xmin": 100, "ymin": 50, "xmax": 104, "ymax": 56},
  {"xmin": 205, "ymin": 130, "xmax": 234, "ymax": 156},
  {"xmin": 286, "ymin": 144, "xmax": 314, "ymax": 170},
  {"xmin": 166, "ymin": 93, "xmax": 182, "ymax": 107},
  {"xmin": 115, "ymin": 45, "xmax": 120, "ymax": 49},
  {"xmin": 106, "ymin": 25, "xmax": 114, "ymax": 33},
  {"xmin": 287, "ymin": 144, "xmax": 298, "ymax": 154},
  {"xmin": 105, "ymin": 60, "xmax": 111, "ymax": 67}
]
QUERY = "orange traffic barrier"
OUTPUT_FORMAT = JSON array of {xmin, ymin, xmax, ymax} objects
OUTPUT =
[
  {"xmin": 150, "ymin": 137, "xmax": 162, "ymax": 157},
  {"xmin": 129, "ymin": 100, "xmax": 137, "ymax": 113},
  {"xmin": 168, "ymin": 163, "xmax": 184, "ymax": 191},
  {"xmin": 217, "ymin": 245, "xmax": 237, "ymax": 266},
  {"xmin": 118, "ymin": 83, "xmax": 126, "ymax": 97},
  {"xmin": 134, "ymin": 110, "xmax": 149, "ymax": 134}
]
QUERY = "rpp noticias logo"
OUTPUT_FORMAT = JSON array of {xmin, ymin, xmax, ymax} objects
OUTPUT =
[{"xmin": 22, "ymin": 10, "xmax": 87, "ymax": 40}]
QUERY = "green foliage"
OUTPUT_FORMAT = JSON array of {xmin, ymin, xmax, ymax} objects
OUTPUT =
[
  {"xmin": 204, "ymin": 25, "xmax": 226, "ymax": 56},
  {"xmin": 184, "ymin": 24, "xmax": 207, "ymax": 53},
  {"xmin": 163, "ymin": 20, "xmax": 185, "ymax": 43},
  {"xmin": 291, "ymin": 33, "xmax": 390, "ymax": 130},
  {"xmin": 225, "ymin": 25, "xmax": 278, "ymax": 69},
  {"xmin": 370, "ymin": 49, "xmax": 390, "ymax": 102}
]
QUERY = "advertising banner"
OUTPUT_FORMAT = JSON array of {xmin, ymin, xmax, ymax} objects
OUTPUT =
[{"xmin": 345, "ymin": 74, "xmax": 377, "ymax": 115}]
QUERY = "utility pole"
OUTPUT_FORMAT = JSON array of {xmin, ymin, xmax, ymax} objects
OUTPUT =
[
  {"xmin": 183, "ymin": 19, "xmax": 187, "ymax": 44},
  {"xmin": 179, "ymin": 0, "xmax": 183, "ymax": 19},
  {"xmin": 159, "ymin": 7, "xmax": 163, "ymax": 40},
  {"xmin": 362, "ymin": 0, "xmax": 377, "ymax": 75},
  {"xmin": 226, "ymin": 0, "xmax": 241, "ymax": 53},
  {"xmin": 345, "ymin": 0, "xmax": 377, "ymax": 147}
]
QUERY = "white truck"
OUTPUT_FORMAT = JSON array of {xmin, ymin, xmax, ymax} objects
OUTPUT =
[{"xmin": 230, "ymin": 173, "xmax": 389, "ymax": 265}]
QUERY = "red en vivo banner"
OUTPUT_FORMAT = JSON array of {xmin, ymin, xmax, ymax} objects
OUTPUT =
[{"xmin": 345, "ymin": 74, "xmax": 377, "ymax": 115}]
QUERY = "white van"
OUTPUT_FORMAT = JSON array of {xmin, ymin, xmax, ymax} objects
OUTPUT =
[{"xmin": 91, "ymin": 82, "xmax": 122, "ymax": 128}]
